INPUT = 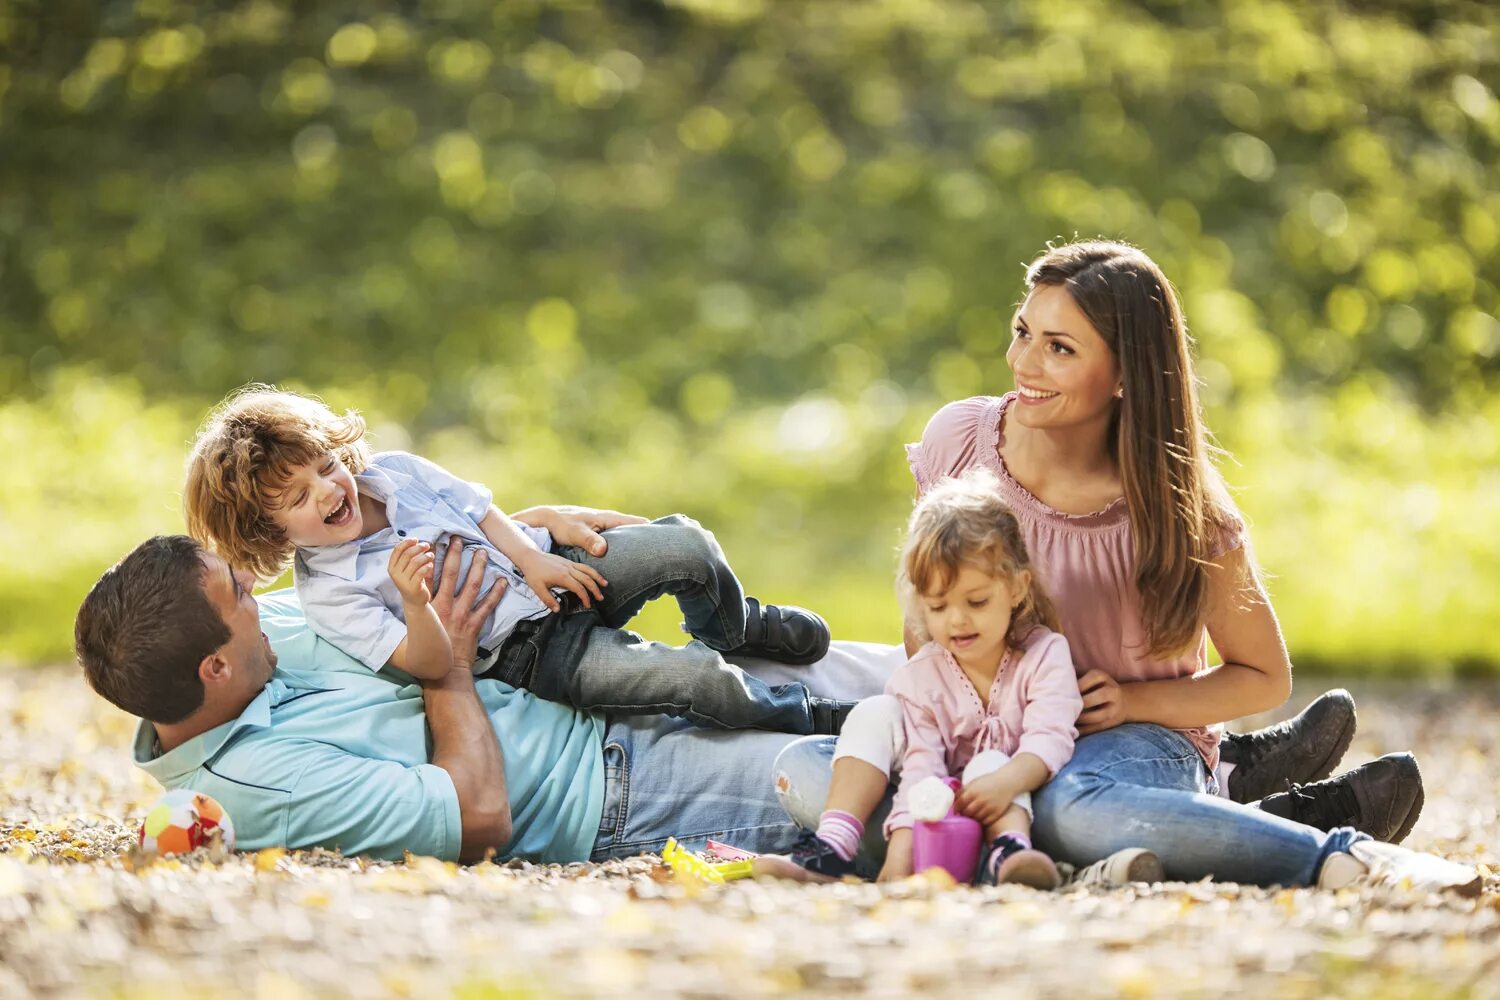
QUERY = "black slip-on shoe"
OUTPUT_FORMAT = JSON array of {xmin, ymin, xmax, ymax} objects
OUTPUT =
[{"xmin": 721, "ymin": 597, "xmax": 830, "ymax": 666}]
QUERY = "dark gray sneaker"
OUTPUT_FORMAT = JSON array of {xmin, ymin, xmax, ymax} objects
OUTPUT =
[
  {"xmin": 1258, "ymin": 752, "xmax": 1425, "ymax": 844},
  {"xmin": 1220, "ymin": 689, "xmax": 1357, "ymax": 803}
]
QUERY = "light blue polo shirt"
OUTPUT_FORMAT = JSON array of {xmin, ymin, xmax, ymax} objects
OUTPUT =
[
  {"xmin": 293, "ymin": 451, "xmax": 555, "ymax": 672},
  {"xmin": 133, "ymin": 590, "xmax": 606, "ymax": 862}
]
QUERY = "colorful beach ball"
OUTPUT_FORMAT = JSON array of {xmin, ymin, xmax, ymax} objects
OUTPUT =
[{"xmin": 139, "ymin": 790, "xmax": 235, "ymax": 856}]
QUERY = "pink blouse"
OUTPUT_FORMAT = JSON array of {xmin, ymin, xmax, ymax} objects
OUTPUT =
[
  {"xmin": 905, "ymin": 393, "xmax": 1244, "ymax": 771},
  {"xmin": 886, "ymin": 628, "xmax": 1082, "ymax": 834}
]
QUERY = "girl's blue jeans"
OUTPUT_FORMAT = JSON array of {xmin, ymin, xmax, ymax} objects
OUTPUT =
[{"xmin": 772, "ymin": 722, "xmax": 1367, "ymax": 886}]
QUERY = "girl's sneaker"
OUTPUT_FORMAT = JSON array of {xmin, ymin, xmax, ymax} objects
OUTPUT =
[
  {"xmin": 1063, "ymin": 847, "xmax": 1165, "ymax": 888},
  {"xmin": 783, "ymin": 828, "xmax": 857, "ymax": 880},
  {"xmin": 978, "ymin": 834, "xmax": 1061, "ymax": 890}
]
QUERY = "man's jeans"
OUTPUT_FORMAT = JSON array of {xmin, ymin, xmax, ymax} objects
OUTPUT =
[
  {"xmin": 487, "ymin": 515, "xmax": 822, "ymax": 733},
  {"xmin": 772, "ymin": 722, "xmax": 1367, "ymax": 886},
  {"xmin": 590, "ymin": 714, "xmax": 806, "ymax": 860}
]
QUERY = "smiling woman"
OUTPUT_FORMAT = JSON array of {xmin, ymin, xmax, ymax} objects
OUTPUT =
[{"xmin": 769, "ymin": 240, "xmax": 1478, "ymax": 895}]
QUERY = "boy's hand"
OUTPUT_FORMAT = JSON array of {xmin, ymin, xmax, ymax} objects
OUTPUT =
[
  {"xmin": 390, "ymin": 539, "xmax": 436, "ymax": 606},
  {"xmin": 954, "ymin": 771, "xmax": 1017, "ymax": 829},
  {"xmin": 514, "ymin": 551, "xmax": 607, "ymax": 613},
  {"xmin": 877, "ymin": 829, "xmax": 914, "ymax": 882}
]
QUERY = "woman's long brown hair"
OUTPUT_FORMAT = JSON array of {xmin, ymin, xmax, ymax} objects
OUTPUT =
[{"xmin": 1025, "ymin": 241, "xmax": 1242, "ymax": 657}]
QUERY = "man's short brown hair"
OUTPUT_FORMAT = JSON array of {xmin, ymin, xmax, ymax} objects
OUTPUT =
[
  {"xmin": 183, "ymin": 385, "xmax": 371, "ymax": 580},
  {"xmin": 75, "ymin": 535, "xmax": 229, "ymax": 724}
]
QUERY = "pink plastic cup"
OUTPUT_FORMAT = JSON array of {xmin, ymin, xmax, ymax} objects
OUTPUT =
[{"xmin": 910, "ymin": 778, "xmax": 983, "ymax": 883}]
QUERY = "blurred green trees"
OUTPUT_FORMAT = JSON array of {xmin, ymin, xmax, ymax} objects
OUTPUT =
[{"xmin": 1, "ymin": 0, "xmax": 1496, "ymax": 670}]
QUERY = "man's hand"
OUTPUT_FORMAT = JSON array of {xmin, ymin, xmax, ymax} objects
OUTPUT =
[
  {"xmin": 877, "ymin": 828, "xmax": 914, "ymax": 882},
  {"xmin": 1078, "ymin": 669, "xmax": 1128, "ymax": 736},
  {"xmin": 430, "ymin": 538, "xmax": 508, "ymax": 671},
  {"xmin": 953, "ymin": 771, "xmax": 1017, "ymax": 829},
  {"xmin": 514, "ymin": 550, "xmax": 608, "ymax": 613},
  {"xmin": 389, "ymin": 539, "xmax": 435, "ymax": 606},
  {"xmin": 511, "ymin": 505, "xmax": 649, "ymax": 558}
]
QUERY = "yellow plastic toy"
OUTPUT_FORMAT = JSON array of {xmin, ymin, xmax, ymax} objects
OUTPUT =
[{"xmin": 660, "ymin": 838, "xmax": 755, "ymax": 884}]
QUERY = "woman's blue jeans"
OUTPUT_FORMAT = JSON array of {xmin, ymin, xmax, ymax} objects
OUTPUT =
[{"xmin": 773, "ymin": 722, "xmax": 1367, "ymax": 886}]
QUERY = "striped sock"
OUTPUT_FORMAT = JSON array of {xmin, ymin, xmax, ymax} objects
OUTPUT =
[
  {"xmin": 816, "ymin": 810, "xmax": 864, "ymax": 861},
  {"xmin": 986, "ymin": 832, "xmax": 1032, "ymax": 879}
]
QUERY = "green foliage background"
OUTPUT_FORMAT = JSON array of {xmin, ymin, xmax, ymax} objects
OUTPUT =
[{"xmin": 1, "ymin": 0, "xmax": 1497, "ymax": 671}]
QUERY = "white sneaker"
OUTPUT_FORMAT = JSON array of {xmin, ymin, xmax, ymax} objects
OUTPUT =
[
  {"xmin": 1318, "ymin": 841, "xmax": 1482, "ymax": 897},
  {"xmin": 1065, "ymin": 847, "xmax": 1165, "ymax": 888}
]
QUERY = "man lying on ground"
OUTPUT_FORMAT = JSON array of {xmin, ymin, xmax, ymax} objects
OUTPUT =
[{"xmin": 75, "ymin": 511, "xmax": 843, "ymax": 863}]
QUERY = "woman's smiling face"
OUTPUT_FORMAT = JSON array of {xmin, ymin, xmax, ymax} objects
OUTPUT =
[{"xmin": 1005, "ymin": 283, "xmax": 1122, "ymax": 431}]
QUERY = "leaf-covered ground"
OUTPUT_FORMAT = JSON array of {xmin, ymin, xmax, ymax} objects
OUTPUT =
[{"xmin": 1, "ymin": 668, "xmax": 1496, "ymax": 999}]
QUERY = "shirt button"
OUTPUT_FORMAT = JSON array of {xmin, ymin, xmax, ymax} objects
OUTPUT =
[{"xmin": 396, "ymin": 529, "xmax": 407, "ymax": 537}]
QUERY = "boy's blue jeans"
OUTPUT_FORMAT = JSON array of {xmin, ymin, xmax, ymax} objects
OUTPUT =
[
  {"xmin": 772, "ymin": 722, "xmax": 1367, "ymax": 886},
  {"xmin": 487, "ymin": 514, "xmax": 825, "ymax": 734}
]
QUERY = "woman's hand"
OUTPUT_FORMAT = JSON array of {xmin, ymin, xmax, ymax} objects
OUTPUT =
[
  {"xmin": 514, "ymin": 550, "xmax": 608, "ymax": 612},
  {"xmin": 430, "ymin": 539, "xmax": 509, "ymax": 671},
  {"xmin": 1077, "ymin": 669, "xmax": 1128, "ymax": 736},
  {"xmin": 389, "ymin": 539, "xmax": 435, "ymax": 606},
  {"xmin": 511, "ymin": 505, "xmax": 650, "ymax": 557},
  {"xmin": 877, "ymin": 829, "xmax": 914, "ymax": 882}
]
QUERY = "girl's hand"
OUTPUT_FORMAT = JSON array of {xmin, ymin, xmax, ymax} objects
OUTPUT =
[
  {"xmin": 389, "ymin": 539, "xmax": 436, "ymax": 606},
  {"xmin": 877, "ymin": 829, "xmax": 914, "ymax": 882},
  {"xmin": 515, "ymin": 551, "xmax": 608, "ymax": 612},
  {"xmin": 1077, "ymin": 669, "xmax": 1127, "ymax": 735},
  {"xmin": 954, "ymin": 772, "xmax": 1016, "ymax": 829}
]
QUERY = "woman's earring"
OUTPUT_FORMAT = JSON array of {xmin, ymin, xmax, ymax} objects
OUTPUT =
[{"xmin": 1113, "ymin": 386, "xmax": 1124, "ymax": 399}]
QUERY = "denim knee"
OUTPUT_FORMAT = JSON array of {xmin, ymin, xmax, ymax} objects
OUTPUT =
[
  {"xmin": 772, "ymin": 735, "xmax": 836, "ymax": 828},
  {"xmin": 652, "ymin": 514, "xmax": 726, "ymax": 577},
  {"xmin": 1031, "ymin": 767, "xmax": 1098, "ymax": 832}
]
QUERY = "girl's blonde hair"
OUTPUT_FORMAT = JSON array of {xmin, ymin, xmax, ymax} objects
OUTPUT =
[
  {"xmin": 898, "ymin": 469, "xmax": 1060, "ymax": 647},
  {"xmin": 182, "ymin": 385, "xmax": 371, "ymax": 580}
]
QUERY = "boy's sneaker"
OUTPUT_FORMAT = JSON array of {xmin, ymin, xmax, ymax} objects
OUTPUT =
[
  {"xmin": 1317, "ymin": 841, "xmax": 1481, "ymax": 897},
  {"xmin": 1064, "ymin": 847, "xmax": 1165, "ymax": 888},
  {"xmin": 784, "ymin": 828, "xmax": 857, "ymax": 880},
  {"xmin": 978, "ymin": 835, "xmax": 1061, "ymax": 890},
  {"xmin": 810, "ymin": 698, "xmax": 859, "ymax": 736},
  {"xmin": 1220, "ymin": 689, "xmax": 1357, "ymax": 802},
  {"xmin": 723, "ymin": 597, "xmax": 831, "ymax": 666},
  {"xmin": 1259, "ymin": 752, "xmax": 1424, "ymax": 844}
]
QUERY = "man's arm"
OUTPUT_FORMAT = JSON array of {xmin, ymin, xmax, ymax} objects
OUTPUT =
[
  {"xmin": 427, "ymin": 537, "xmax": 512, "ymax": 861},
  {"xmin": 510, "ymin": 505, "xmax": 650, "ymax": 557}
]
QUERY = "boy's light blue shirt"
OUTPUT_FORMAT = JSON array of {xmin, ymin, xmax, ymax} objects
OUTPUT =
[
  {"xmin": 293, "ymin": 451, "xmax": 555, "ymax": 671},
  {"xmin": 132, "ymin": 590, "xmax": 606, "ymax": 862}
]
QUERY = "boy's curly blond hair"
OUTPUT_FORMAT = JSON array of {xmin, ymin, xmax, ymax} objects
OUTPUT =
[
  {"xmin": 898, "ymin": 469, "xmax": 1061, "ymax": 647},
  {"xmin": 183, "ymin": 386, "xmax": 372, "ymax": 580}
]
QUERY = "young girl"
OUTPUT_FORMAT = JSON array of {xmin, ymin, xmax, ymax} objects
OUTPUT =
[
  {"xmin": 780, "ymin": 470, "xmax": 1084, "ymax": 888},
  {"xmin": 181, "ymin": 386, "xmax": 856, "ymax": 735}
]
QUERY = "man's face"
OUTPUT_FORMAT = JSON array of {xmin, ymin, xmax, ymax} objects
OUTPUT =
[{"xmin": 197, "ymin": 550, "xmax": 277, "ymax": 696}]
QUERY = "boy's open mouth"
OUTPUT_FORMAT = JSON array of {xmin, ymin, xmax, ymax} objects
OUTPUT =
[{"xmin": 324, "ymin": 495, "xmax": 353, "ymax": 526}]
